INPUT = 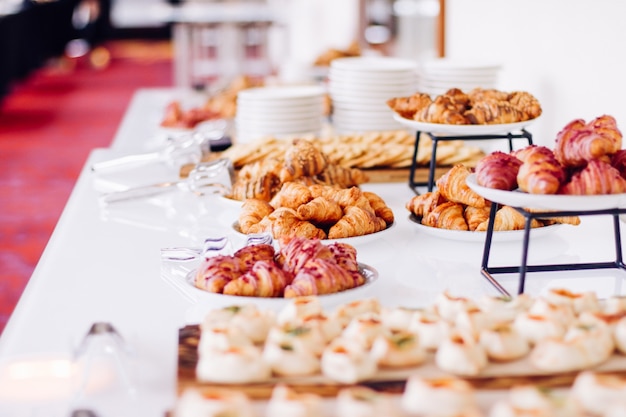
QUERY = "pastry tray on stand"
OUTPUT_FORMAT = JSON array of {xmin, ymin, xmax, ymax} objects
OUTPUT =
[
  {"xmin": 408, "ymin": 130, "xmax": 533, "ymax": 193},
  {"xmin": 481, "ymin": 203, "xmax": 626, "ymax": 296}
]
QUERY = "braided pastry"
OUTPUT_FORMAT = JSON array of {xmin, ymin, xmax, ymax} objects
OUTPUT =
[
  {"xmin": 559, "ymin": 159, "xmax": 626, "ymax": 195},
  {"xmin": 554, "ymin": 115, "xmax": 622, "ymax": 168},
  {"xmin": 475, "ymin": 151, "xmax": 522, "ymax": 191},
  {"xmin": 516, "ymin": 145, "xmax": 565, "ymax": 195}
]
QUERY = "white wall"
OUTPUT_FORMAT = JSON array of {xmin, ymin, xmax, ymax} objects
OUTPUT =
[{"xmin": 446, "ymin": 0, "xmax": 626, "ymax": 148}]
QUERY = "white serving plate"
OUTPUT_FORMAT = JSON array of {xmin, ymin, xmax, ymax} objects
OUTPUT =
[
  {"xmin": 466, "ymin": 173, "xmax": 626, "ymax": 211},
  {"xmin": 175, "ymin": 262, "xmax": 379, "ymax": 310},
  {"xmin": 418, "ymin": 58, "xmax": 502, "ymax": 74},
  {"xmin": 393, "ymin": 113, "xmax": 539, "ymax": 135},
  {"xmin": 408, "ymin": 214, "xmax": 562, "ymax": 242}
]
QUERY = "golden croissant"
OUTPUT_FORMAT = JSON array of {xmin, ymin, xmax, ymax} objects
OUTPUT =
[
  {"xmin": 363, "ymin": 191, "xmax": 395, "ymax": 224},
  {"xmin": 269, "ymin": 181, "xmax": 313, "ymax": 209},
  {"xmin": 436, "ymin": 164, "xmax": 488, "ymax": 208},
  {"xmin": 406, "ymin": 190, "xmax": 446, "ymax": 218},
  {"xmin": 328, "ymin": 206, "xmax": 386, "ymax": 239},
  {"xmin": 279, "ymin": 139, "xmax": 328, "ymax": 182},
  {"xmin": 267, "ymin": 207, "xmax": 327, "ymax": 240},
  {"xmin": 464, "ymin": 205, "xmax": 491, "ymax": 231},
  {"xmin": 422, "ymin": 201, "xmax": 469, "ymax": 231},
  {"xmin": 239, "ymin": 198, "xmax": 274, "ymax": 233},
  {"xmin": 515, "ymin": 145, "xmax": 565, "ymax": 195},
  {"xmin": 475, "ymin": 205, "xmax": 542, "ymax": 231},
  {"xmin": 296, "ymin": 196, "xmax": 343, "ymax": 224},
  {"xmin": 223, "ymin": 260, "xmax": 291, "ymax": 297}
]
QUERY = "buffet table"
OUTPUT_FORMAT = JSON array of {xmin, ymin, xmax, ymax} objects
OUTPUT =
[{"xmin": 1, "ymin": 88, "xmax": 625, "ymax": 416}]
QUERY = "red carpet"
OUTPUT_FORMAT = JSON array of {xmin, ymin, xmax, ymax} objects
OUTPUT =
[{"xmin": 0, "ymin": 40, "xmax": 173, "ymax": 334}]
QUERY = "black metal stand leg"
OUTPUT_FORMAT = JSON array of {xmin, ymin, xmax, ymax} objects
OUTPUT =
[
  {"xmin": 480, "ymin": 202, "xmax": 511, "ymax": 296},
  {"xmin": 408, "ymin": 131, "xmax": 422, "ymax": 194},
  {"xmin": 517, "ymin": 217, "xmax": 532, "ymax": 294},
  {"xmin": 427, "ymin": 138, "xmax": 438, "ymax": 192}
]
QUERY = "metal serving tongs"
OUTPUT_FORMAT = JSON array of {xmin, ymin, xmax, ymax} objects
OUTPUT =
[
  {"xmin": 98, "ymin": 158, "xmax": 235, "ymax": 205},
  {"xmin": 90, "ymin": 120, "xmax": 228, "ymax": 172},
  {"xmin": 160, "ymin": 233, "xmax": 274, "ymax": 262}
]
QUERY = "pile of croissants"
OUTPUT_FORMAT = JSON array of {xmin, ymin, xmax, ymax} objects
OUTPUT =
[
  {"xmin": 238, "ymin": 182, "xmax": 394, "ymax": 240},
  {"xmin": 194, "ymin": 237, "xmax": 365, "ymax": 298},
  {"xmin": 406, "ymin": 164, "xmax": 579, "ymax": 231},
  {"xmin": 476, "ymin": 114, "xmax": 626, "ymax": 195}
]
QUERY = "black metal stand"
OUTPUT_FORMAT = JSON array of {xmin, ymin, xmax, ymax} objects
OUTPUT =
[
  {"xmin": 408, "ymin": 130, "xmax": 534, "ymax": 194},
  {"xmin": 481, "ymin": 203, "xmax": 626, "ymax": 296}
]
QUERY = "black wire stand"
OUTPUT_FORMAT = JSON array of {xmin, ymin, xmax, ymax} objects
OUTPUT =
[
  {"xmin": 408, "ymin": 129, "xmax": 533, "ymax": 193},
  {"xmin": 481, "ymin": 203, "xmax": 626, "ymax": 296}
]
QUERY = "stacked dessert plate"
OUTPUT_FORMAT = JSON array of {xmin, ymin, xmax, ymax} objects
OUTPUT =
[
  {"xmin": 328, "ymin": 57, "xmax": 417, "ymax": 133},
  {"xmin": 416, "ymin": 58, "xmax": 502, "ymax": 96},
  {"xmin": 235, "ymin": 85, "xmax": 326, "ymax": 143}
]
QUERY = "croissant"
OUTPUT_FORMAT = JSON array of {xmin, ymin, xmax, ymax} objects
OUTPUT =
[
  {"xmin": 362, "ymin": 191, "xmax": 394, "ymax": 224},
  {"xmin": 406, "ymin": 191, "xmax": 446, "ymax": 218},
  {"xmin": 296, "ymin": 196, "xmax": 343, "ymax": 224},
  {"xmin": 611, "ymin": 149, "xmax": 626, "ymax": 179},
  {"xmin": 415, "ymin": 93, "xmax": 469, "ymax": 125},
  {"xmin": 516, "ymin": 145, "xmax": 565, "ymax": 194},
  {"xmin": 194, "ymin": 255, "xmax": 244, "ymax": 293},
  {"xmin": 507, "ymin": 91, "xmax": 543, "ymax": 120},
  {"xmin": 279, "ymin": 139, "xmax": 328, "ymax": 182},
  {"xmin": 233, "ymin": 244, "xmax": 276, "ymax": 271},
  {"xmin": 278, "ymin": 236, "xmax": 335, "ymax": 274},
  {"xmin": 475, "ymin": 151, "xmax": 522, "ymax": 190},
  {"xmin": 559, "ymin": 159, "xmax": 626, "ymax": 195},
  {"xmin": 284, "ymin": 258, "xmax": 357, "ymax": 297},
  {"xmin": 223, "ymin": 260, "xmax": 291, "ymax": 297},
  {"xmin": 387, "ymin": 93, "xmax": 432, "ymax": 119},
  {"xmin": 267, "ymin": 207, "xmax": 327, "ymax": 240},
  {"xmin": 329, "ymin": 186, "xmax": 373, "ymax": 211},
  {"xmin": 554, "ymin": 116, "xmax": 622, "ymax": 168},
  {"xmin": 422, "ymin": 201, "xmax": 469, "ymax": 231},
  {"xmin": 327, "ymin": 242, "xmax": 361, "ymax": 277},
  {"xmin": 269, "ymin": 181, "xmax": 313, "ymax": 209},
  {"xmin": 464, "ymin": 205, "xmax": 491, "ymax": 231},
  {"xmin": 239, "ymin": 199, "xmax": 275, "ymax": 233},
  {"xmin": 315, "ymin": 164, "xmax": 369, "ymax": 188},
  {"xmin": 464, "ymin": 99, "xmax": 525, "ymax": 125},
  {"xmin": 229, "ymin": 172, "xmax": 281, "ymax": 201},
  {"xmin": 475, "ymin": 206, "xmax": 542, "ymax": 231},
  {"xmin": 436, "ymin": 164, "xmax": 488, "ymax": 208},
  {"xmin": 328, "ymin": 206, "xmax": 386, "ymax": 239}
]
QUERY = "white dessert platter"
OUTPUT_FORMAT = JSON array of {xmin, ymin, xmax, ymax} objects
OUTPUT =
[
  {"xmin": 169, "ymin": 262, "xmax": 379, "ymax": 310},
  {"xmin": 393, "ymin": 113, "xmax": 539, "ymax": 136},
  {"xmin": 408, "ymin": 214, "xmax": 562, "ymax": 242},
  {"xmin": 466, "ymin": 174, "xmax": 626, "ymax": 211}
]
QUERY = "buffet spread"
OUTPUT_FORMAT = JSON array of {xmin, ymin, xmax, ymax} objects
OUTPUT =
[{"xmin": 6, "ymin": 55, "xmax": 626, "ymax": 417}]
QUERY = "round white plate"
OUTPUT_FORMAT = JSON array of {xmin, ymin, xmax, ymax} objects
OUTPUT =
[
  {"xmin": 331, "ymin": 57, "xmax": 418, "ymax": 73},
  {"xmin": 232, "ymin": 221, "xmax": 396, "ymax": 245},
  {"xmin": 393, "ymin": 113, "xmax": 539, "ymax": 135},
  {"xmin": 418, "ymin": 58, "xmax": 502, "ymax": 74},
  {"xmin": 184, "ymin": 262, "xmax": 379, "ymax": 308},
  {"xmin": 466, "ymin": 173, "xmax": 626, "ymax": 211},
  {"xmin": 408, "ymin": 214, "xmax": 561, "ymax": 242}
]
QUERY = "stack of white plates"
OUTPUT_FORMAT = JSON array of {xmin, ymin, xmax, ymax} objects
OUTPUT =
[
  {"xmin": 416, "ymin": 58, "xmax": 502, "ymax": 96},
  {"xmin": 328, "ymin": 57, "xmax": 417, "ymax": 133},
  {"xmin": 235, "ymin": 85, "xmax": 326, "ymax": 143}
]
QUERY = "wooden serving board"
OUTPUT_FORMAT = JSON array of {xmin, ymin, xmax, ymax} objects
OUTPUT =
[{"xmin": 177, "ymin": 325, "xmax": 626, "ymax": 399}]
